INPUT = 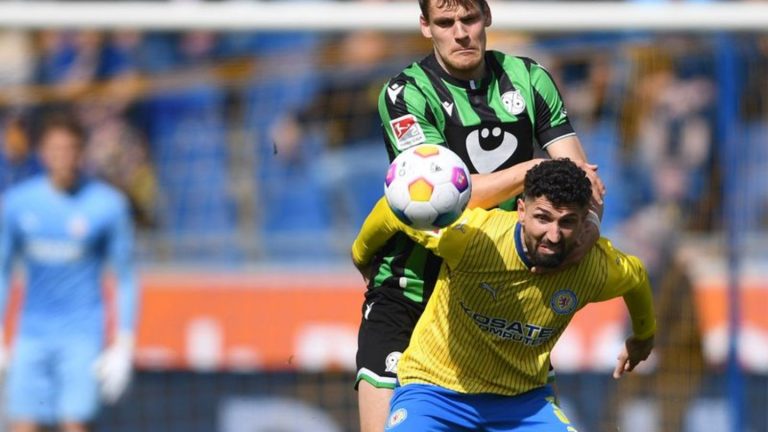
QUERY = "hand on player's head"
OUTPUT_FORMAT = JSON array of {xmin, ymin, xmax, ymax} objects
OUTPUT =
[{"xmin": 571, "ymin": 160, "xmax": 606, "ymax": 208}]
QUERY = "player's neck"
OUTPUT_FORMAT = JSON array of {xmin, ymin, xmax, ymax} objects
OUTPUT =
[
  {"xmin": 435, "ymin": 54, "xmax": 487, "ymax": 82},
  {"xmin": 49, "ymin": 173, "xmax": 82, "ymax": 193}
]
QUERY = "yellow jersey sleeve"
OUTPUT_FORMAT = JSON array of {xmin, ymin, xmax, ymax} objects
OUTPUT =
[
  {"xmin": 351, "ymin": 197, "xmax": 474, "ymax": 270},
  {"xmin": 593, "ymin": 239, "xmax": 656, "ymax": 340}
]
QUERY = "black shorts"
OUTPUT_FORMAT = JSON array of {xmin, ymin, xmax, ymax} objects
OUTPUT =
[{"xmin": 355, "ymin": 288, "xmax": 425, "ymax": 389}]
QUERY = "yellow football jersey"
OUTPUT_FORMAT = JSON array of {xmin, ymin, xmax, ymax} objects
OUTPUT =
[{"xmin": 352, "ymin": 198, "xmax": 655, "ymax": 396}]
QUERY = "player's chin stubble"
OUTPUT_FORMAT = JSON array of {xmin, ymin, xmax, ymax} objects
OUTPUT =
[{"xmin": 529, "ymin": 242, "xmax": 567, "ymax": 269}]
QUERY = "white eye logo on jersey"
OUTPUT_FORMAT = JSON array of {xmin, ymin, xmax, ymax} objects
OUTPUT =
[
  {"xmin": 501, "ymin": 90, "xmax": 526, "ymax": 115},
  {"xmin": 466, "ymin": 127, "xmax": 518, "ymax": 173}
]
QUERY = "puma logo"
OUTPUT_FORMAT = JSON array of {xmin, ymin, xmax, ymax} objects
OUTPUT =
[
  {"xmin": 479, "ymin": 282, "xmax": 498, "ymax": 300},
  {"xmin": 466, "ymin": 127, "xmax": 518, "ymax": 173}
]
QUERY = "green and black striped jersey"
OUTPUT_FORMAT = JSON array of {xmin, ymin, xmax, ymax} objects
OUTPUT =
[{"xmin": 372, "ymin": 50, "xmax": 576, "ymax": 304}]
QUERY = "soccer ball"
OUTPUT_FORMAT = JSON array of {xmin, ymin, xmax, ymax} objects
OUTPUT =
[{"xmin": 384, "ymin": 144, "xmax": 471, "ymax": 230}]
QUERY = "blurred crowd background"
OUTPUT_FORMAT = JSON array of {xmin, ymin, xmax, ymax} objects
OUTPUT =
[{"xmin": 1, "ymin": 3, "xmax": 768, "ymax": 431}]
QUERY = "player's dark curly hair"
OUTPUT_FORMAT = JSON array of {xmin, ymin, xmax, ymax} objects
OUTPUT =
[
  {"xmin": 523, "ymin": 159, "xmax": 591, "ymax": 209},
  {"xmin": 419, "ymin": 0, "xmax": 490, "ymax": 21}
]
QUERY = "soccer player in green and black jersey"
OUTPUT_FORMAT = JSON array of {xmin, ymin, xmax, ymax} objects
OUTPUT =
[{"xmin": 354, "ymin": 0, "xmax": 606, "ymax": 430}]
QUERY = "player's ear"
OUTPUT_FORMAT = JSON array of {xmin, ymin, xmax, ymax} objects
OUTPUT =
[
  {"xmin": 517, "ymin": 198, "xmax": 526, "ymax": 221},
  {"xmin": 483, "ymin": 5, "xmax": 492, "ymax": 26},
  {"xmin": 420, "ymin": 15, "xmax": 432, "ymax": 38}
]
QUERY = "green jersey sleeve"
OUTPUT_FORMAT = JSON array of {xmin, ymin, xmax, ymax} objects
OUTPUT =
[
  {"xmin": 378, "ymin": 76, "xmax": 445, "ymax": 158},
  {"xmin": 527, "ymin": 59, "xmax": 575, "ymax": 147}
]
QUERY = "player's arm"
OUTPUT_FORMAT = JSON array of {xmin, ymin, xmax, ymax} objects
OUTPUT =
[
  {"xmin": 109, "ymin": 197, "xmax": 139, "ymax": 339},
  {"xmin": 529, "ymin": 60, "xmax": 605, "ymax": 214},
  {"xmin": 0, "ymin": 195, "xmax": 18, "ymax": 327},
  {"xmin": 94, "ymin": 196, "xmax": 139, "ymax": 403},
  {"xmin": 528, "ymin": 60, "xmax": 605, "ymax": 273},
  {"xmin": 546, "ymin": 136, "xmax": 605, "ymax": 213},
  {"xmin": 0, "ymin": 195, "xmax": 18, "ymax": 372},
  {"xmin": 351, "ymin": 198, "xmax": 467, "ymax": 276},
  {"xmin": 593, "ymin": 240, "xmax": 656, "ymax": 378},
  {"xmin": 466, "ymin": 158, "xmax": 545, "ymax": 210}
]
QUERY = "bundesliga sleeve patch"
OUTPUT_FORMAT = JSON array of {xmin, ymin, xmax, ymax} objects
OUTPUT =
[{"xmin": 389, "ymin": 114, "xmax": 426, "ymax": 151}]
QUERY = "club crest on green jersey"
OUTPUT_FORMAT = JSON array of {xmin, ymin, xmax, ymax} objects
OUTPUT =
[{"xmin": 501, "ymin": 90, "xmax": 526, "ymax": 115}]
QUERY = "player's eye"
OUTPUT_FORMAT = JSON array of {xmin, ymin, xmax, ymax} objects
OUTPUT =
[{"xmin": 461, "ymin": 14, "xmax": 481, "ymax": 25}]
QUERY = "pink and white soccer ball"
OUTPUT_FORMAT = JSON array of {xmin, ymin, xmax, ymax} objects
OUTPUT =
[{"xmin": 384, "ymin": 144, "xmax": 472, "ymax": 230}]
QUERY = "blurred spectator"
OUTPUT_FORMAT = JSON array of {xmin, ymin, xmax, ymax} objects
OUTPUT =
[
  {"xmin": 0, "ymin": 113, "xmax": 43, "ymax": 193},
  {"xmin": 272, "ymin": 31, "xmax": 406, "ymax": 229},
  {"xmin": 0, "ymin": 30, "xmax": 34, "ymax": 88},
  {"xmin": 79, "ymin": 103, "xmax": 158, "ymax": 229},
  {"xmin": 619, "ymin": 43, "xmax": 714, "ymax": 223}
]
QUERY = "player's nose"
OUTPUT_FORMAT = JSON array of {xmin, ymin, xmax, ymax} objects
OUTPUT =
[
  {"xmin": 453, "ymin": 22, "xmax": 469, "ymax": 39},
  {"xmin": 544, "ymin": 226, "xmax": 562, "ymax": 244}
]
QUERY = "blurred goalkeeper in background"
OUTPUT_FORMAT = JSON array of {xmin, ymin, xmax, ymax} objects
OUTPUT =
[
  {"xmin": 356, "ymin": 0, "xmax": 605, "ymax": 429},
  {"xmin": 353, "ymin": 159, "xmax": 655, "ymax": 431},
  {"xmin": 0, "ymin": 112, "xmax": 139, "ymax": 432}
]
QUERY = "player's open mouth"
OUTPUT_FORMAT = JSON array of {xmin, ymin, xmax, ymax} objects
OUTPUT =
[{"xmin": 538, "ymin": 243, "xmax": 561, "ymax": 254}]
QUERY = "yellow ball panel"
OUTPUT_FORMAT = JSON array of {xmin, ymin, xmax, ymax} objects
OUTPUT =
[{"xmin": 409, "ymin": 178, "xmax": 434, "ymax": 202}]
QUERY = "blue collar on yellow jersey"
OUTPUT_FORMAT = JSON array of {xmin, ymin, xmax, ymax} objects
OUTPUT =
[{"xmin": 514, "ymin": 222, "xmax": 534, "ymax": 269}]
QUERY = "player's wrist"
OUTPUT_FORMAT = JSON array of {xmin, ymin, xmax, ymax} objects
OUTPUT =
[
  {"xmin": 113, "ymin": 331, "xmax": 135, "ymax": 352},
  {"xmin": 632, "ymin": 330, "xmax": 655, "ymax": 341}
]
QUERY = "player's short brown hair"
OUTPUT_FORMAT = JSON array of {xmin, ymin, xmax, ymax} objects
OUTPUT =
[
  {"xmin": 419, "ymin": 0, "xmax": 490, "ymax": 21},
  {"xmin": 40, "ymin": 111, "xmax": 86, "ymax": 146}
]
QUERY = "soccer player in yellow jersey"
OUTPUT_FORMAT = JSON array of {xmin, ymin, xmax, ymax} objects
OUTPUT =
[{"xmin": 351, "ymin": 159, "xmax": 655, "ymax": 431}]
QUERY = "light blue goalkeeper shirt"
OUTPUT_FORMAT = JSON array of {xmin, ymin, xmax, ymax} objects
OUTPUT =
[{"xmin": 0, "ymin": 175, "xmax": 138, "ymax": 338}]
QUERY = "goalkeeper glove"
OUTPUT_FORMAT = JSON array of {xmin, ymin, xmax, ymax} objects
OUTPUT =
[{"xmin": 93, "ymin": 331, "xmax": 134, "ymax": 404}]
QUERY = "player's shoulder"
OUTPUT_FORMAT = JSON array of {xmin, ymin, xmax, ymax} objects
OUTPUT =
[
  {"xmin": 589, "ymin": 237, "xmax": 639, "ymax": 267},
  {"xmin": 2, "ymin": 175, "xmax": 47, "ymax": 206},
  {"xmin": 488, "ymin": 51, "xmax": 540, "ymax": 70},
  {"xmin": 84, "ymin": 178, "xmax": 129, "ymax": 206},
  {"xmin": 467, "ymin": 207, "xmax": 519, "ymax": 235},
  {"xmin": 382, "ymin": 55, "xmax": 433, "ymax": 90}
]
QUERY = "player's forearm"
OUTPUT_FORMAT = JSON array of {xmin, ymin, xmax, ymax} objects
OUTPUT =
[
  {"xmin": 116, "ymin": 273, "xmax": 140, "ymax": 333},
  {"xmin": 622, "ymin": 274, "xmax": 656, "ymax": 340},
  {"xmin": 0, "ymin": 250, "xmax": 12, "ymax": 324},
  {"xmin": 351, "ymin": 197, "xmax": 402, "ymax": 267},
  {"xmin": 467, "ymin": 159, "xmax": 544, "ymax": 209}
]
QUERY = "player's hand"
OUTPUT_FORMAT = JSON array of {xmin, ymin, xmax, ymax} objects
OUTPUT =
[
  {"xmin": 572, "ymin": 160, "xmax": 605, "ymax": 207},
  {"xmin": 531, "ymin": 217, "xmax": 599, "ymax": 274},
  {"xmin": 93, "ymin": 332, "xmax": 135, "ymax": 404},
  {"xmin": 613, "ymin": 334, "xmax": 654, "ymax": 379}
]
